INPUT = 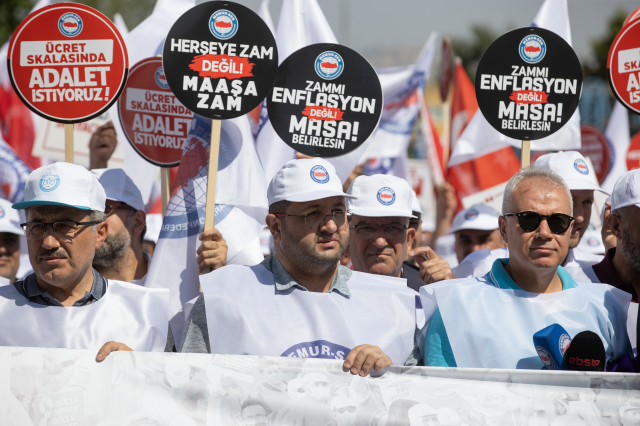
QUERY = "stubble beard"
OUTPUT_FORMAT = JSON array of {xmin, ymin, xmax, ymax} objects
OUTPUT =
[
  {"xmin": 620, "ymin": 224, "xmax": 640, "ymax": 275},
  {"xmin": 279, "ymin": 225, "xmax": 348, "ymax": 273},
  {"xmin": 93, "ymin": 228, "xmax": 131, "ymax": 271}
]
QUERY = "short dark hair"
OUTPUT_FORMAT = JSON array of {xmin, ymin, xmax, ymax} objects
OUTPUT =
[{"xmin": 269, "ymin": 200, "xmax": 292, "ymax": 215}]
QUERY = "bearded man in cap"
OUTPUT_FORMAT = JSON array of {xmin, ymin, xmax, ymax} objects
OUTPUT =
[
  {"xmin": 181, "ymin": 159, "xmax": 419, "ymax": 376},
  {"xmin": 0, "ymin": 198, "xmax": 24, "ymax": 284},
  {"xmin": 0, "ymin": 163, "xmax": 169, "ymax": 356}
]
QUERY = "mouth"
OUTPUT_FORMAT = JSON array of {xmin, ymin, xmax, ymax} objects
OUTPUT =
[
  {"xmin": 316, "ymin": 239, "xmax": 338, "ymax": 248},
  {"xmin": 530, "ymin": 247, "xmax": 556, "ymax": 254}
]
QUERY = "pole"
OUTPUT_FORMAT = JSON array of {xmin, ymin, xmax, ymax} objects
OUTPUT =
[
  {"xmin": 521, "ymin": 140, "xmax": 531, "ymax": 168},
  {"xmin": 64, "ymin": 123, "xmax": 74, "ymax": 163},
  {"xmin": 161, "ymin": 167, "xmax": 171, "ymax": 218},
  {"xmin": 204, "ymin": 119, "xmax": 222, "ymax": 230},
  {"xmin": 441, "ymin": 100, "xmax": 451, "ymax": 169}
]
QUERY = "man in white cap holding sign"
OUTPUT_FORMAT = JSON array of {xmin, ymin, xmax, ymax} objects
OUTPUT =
[
  {"xmin": 182, "ymin": 159, "xmax": 418, "ymax": 375},
  {"xmin": 0, "ymin": 198, "xmax": 24, "ymax": 285},
  {"xmin": 0, "ymin": 163, "xmax": 169, "ymax": 356}
]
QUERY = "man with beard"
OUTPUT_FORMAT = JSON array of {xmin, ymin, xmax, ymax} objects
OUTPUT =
[
  {"xmin": 0, "ymin": 198, "xmax": 24, "ymax": 284},
  {"xmin": 180, "ymin": 159, "xmax": 418, "ymax": 376}
]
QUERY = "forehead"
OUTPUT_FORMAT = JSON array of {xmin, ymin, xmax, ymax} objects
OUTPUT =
[
  {"xmin": 455, "ymin": 228, "xmax": 497, "ymax": 238},
  {"xmin": 26, "ymin": 205, "xmax": 89, "ymax": 221},
  {"xmin": 510, "ymin": 178, "xmax": 571, "ymax": 214},
  {"xmin": 288, "ymin": 196, "xmax": 345, "ymax": 212},
  {"xmin": 352, "ymin": 215, "xmax": 408, "ymax": 225}
]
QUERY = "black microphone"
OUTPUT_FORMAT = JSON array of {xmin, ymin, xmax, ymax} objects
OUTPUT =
[{"xmin": 566, "ymin": 331, "xmax": 606, "ymax": 372}]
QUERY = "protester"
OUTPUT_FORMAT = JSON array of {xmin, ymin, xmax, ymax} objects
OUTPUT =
[
  {"xmin": 181, "ymin": 159, "xmax": 419, "ymax": 375},
  {"xmin": 450, "ymin": 204, "xmax": 505, "ymax": 264},
  {"xmin": 0, "ymin": 198, "xmax": 23, "ymax": 284},
  {"xmin": 91, "ymin": 168, "xmax": 149, "ymax": 284},
  {"xmin": 421, "ymin": 167, "xmax": 631, "ymax": 369},
  {"xmin": 601, "ymin": 199, "xmax": 616, "ymax": 252},
  {"xmin": 88, "ymin": 121, "xmax": 118, "ymax": 170},
  {"xmin": 0, "ymin": 163, "xmax": 168, "ymax": 354}
]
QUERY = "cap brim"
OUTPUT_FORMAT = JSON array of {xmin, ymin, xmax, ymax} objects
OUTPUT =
[
  {"xmin": 0, "ymin": 225, "xmax": 24, "ymax": 235},
  {"xmin": 349, "ymin": 207, "xmax": 417, "ymax": 219},
  {"xmin": 451, "ymin": 218, "xmax": 499, "ymax": 233},
  {"xmin": 285, "ymin": 190, "xmax": 357, "ymax": 203},
  {"xmin": 564, "ymin": 178, "xmax": 610, "ymax": 195},
  {"xmin": 12, "ymin": 200, "xmax": 93, "ymax": 210}
]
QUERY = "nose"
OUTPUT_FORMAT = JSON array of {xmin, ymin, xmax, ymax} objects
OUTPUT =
[
  {"xmin": 321, "ymin": 217, "xmax": 338, "ymax": 233},
  {"xmin": 41, "ymin": 233, "xmax": 61, "ymax": 250},
  {"xmin": 573, "ymin": 204, "xmax": 584, "ymax": 225},
  {"xmin": 535, "ymin": 218, "xmax": 554, "ymax": 239}
]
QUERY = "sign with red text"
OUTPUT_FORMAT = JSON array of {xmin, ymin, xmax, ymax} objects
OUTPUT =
[
  {"xmin": 475, "ymin": 27, "xmax": 582, "ymax": 140},
  {"xmin": 579, "ymin": 124, "xmax": 612, "ymax": 184},
  {"xmin": 608, "ymin": 18, "xmax": 640, "ymax": 115},
  {"xmin": 118, "ymin": 57, "xmax": 192, "ymax": 167},
  {"xmin": 162, "ymin": 1, "xmax": 278, "ymax": 120},
  {"xmin": 7, "ymin": 3, "xmax": 128, "ymax": 123},
  {"xmin": 267, "ymin": 44, "xmax": 383, "ymax": 157}
]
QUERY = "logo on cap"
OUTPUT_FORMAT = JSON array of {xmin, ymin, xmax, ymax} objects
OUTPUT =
[
  {"xmin": 209, "ymin": 10, "xmax": 238, "ymax": 40},
  {"xmin": 155, "ymin": 67, "xmax": 169, "ymax": 89},
  {"xmin": 315, "ymin": 52, "xmax": 344, "ymax": 80},
  {"xmin": 59, "ymin": 13, "xmax": 83, "ymax": 37},
  {"xmin": 0, "ymin": 207, "xmax": 4, "ymax": 218},
  {"xmin": 536, "ymin": 346, "xmax": 555, "ymax": 370},
  {"xmin": 587, "ymin": 237, "xmax": 599, "ymax": 247},
  {"xmin": 519, "ymin": 35, "xmax": 546, "ymax": 64},
  {"xmin": 574, "ymin": 158, "xmax": 589, "ymax": 175},
  {"xmin": 377, "ymin": 187, "xmax": 396, "ymax": 206},
  {"xmin": 465, "ymin": 209, "xmax": 479, "ymax": 220},
  {"xmin": 39, "ymin": 173, "xmax": 60, "ymax": 192},
  {"xmin": 310, "ymin": 165, "xmax": 330, "ymax": 184},
  {"xmin": 559, "ymin": 334, "xmax": 571, "ymax": 358}
]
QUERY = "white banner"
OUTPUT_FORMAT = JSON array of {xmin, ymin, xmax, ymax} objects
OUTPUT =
[{"xmin": 1, "ymin": 346, "xmax": 639, "ymax": 425}]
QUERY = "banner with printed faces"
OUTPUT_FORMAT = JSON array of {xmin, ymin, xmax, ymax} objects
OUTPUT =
[
  {"xmin": 7, "ymin": 3, "xmax": 128, "ymax": 123},
  {"xmin": 267, "ymin": 43, "xmax": 383, "ymax": 157},
  {"xmin": 608, "ymin": 17, "xmax": 640, "ymax": 115},
  {"xmin": 162, "ymin": 1, "xmax": 278, "ymax": 120},
  {"xmin": 475, "ymin": 27, "xmax": 582, "ymax": 140},
  {"xmin": 118, "ymin": 57, "xmax": 193, "ymax": 167}
]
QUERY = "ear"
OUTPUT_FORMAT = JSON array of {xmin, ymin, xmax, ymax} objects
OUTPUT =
[
  {"xmin": 131, "ymin": 211, "xmax": 146, "ymax": 237},
  {"xmin": 406, "ymin": 227, "xmax": 416, "ymax": 248},
  {"xmin": 608, "ymin": 213, "xmax": 624, "ymax": 240},
  {"xmin": 498, "ymin": 215, "xmax": 508, "ymax": 244},
  {"xmin": 95, "ymin": 221, "xmax": 108, "ymax": 248},
  {"xmin": 266, "ymin": 214, "xmax": 282, "ymax": 243}
]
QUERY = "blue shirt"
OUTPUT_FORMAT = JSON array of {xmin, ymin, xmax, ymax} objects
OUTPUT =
[{"xmin": 423, "ymin": 259, "xmax": 577, "ymax": 367}]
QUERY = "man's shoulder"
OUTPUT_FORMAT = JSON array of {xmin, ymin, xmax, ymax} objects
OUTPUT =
[{"xmin": 571, "ymin": 249, "xmax": 604, "ymax": 264}]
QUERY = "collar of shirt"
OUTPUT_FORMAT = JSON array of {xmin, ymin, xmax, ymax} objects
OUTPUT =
[
  {"xmin": 592, "ymin": 248, "xmax": 638, "ymax": 302},
  {"xmin": 16, "ymin": 269, "xmax": 106, "ymax": 306},
  {"xmin": 260, "ymin": 255, "xmax": 352, "ymax": 297},
  {"xmin": 485, "ymin": 258, "xmax": 577, "ymax": 291}
]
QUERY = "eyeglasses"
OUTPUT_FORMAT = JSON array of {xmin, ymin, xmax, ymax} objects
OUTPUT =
[
  {"xmin": 20, "ymin": 221, "xmax": 101, "ymax": 241},
  {"xmin": 349, "ymin": 223, "xmax": 409, "ymax": 240},
  {"xmin": 274, "ymin": 210, "xmax": 349, "ymax": 227},
  {"xmin": 335, "ymin": 406, "xmax": 357, "ymax": 414},
  {"xmin": 504, "ymin": 211, "xmax": 574, "ymax": 234},
  {"xmin": 105, "ymin": 204, "xmax": 136, "ymax": 215}
]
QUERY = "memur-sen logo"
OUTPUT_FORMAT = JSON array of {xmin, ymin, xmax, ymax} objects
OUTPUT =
[
  {"xmin": 377, "ymin": 187, "xmax": 396, "ymax": 206},
  {"xmin": 315, "ymin": 51, "xmax": 344, "ymax": 80},
  {"xmin": 282, "ymin": 340, "xmax": 350, "ymax": 360},
  {"xmin": 0, "ymin": 206, "xmax": 4, "ymax": 218},
  {"xmin": 536, "ymin": 346, "xmax": 555, "ymax": 370},
  {"xmin": 58, "ymin": 13, "xmax": 83, "ymax": 37},
  {"xmin": 209, "ymin": 10, "xmax": 238, "ymax": 40},
  {"xmin": 465, "ymin": 209, "xmax": 479, "ymax": 220},
  {"xmin": 519, "ymin": 35, "xmax": 546, "ymax": 64},
  {"xmin": 559, "ymin": 334, "xmax": 571, "ymax": 358},
  {"xmin": 310, "ymin": 165, "xmax": 330, "ymax": 184},
  {"xmin": 155, "ymin": 67, "xmax": 170, "ymax": 89},
  {"xmin": 574, "ymin": 158, "xmax": 589, "ymax": 175},
  {"xmin": 39, "ymin": 173, "xmax": 60, "ymax": 192}
]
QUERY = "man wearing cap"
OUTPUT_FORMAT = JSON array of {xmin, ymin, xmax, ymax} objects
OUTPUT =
[
  {"xmin": 181, "ymin": 159, "xmax": 418, "ymax": 376},
  {"xmin": 421, "ymin": 167, "xmax": 631, "ymax": 369},
  {"xmin": 0, "ymin": 198, "xmax": 24, "ymax": 284},
  {"xmin": 0, "ymin": 163, "xmax": 169, "ymax": 354},
  {"xmin": 451, "ymin": 204, "xmax": 506, "ymax": 265}
]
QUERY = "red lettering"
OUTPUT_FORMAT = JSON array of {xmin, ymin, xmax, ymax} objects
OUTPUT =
[
  {"xmin": 509, "ymin": 90, "xmax": 549, "ymax": 105},
  {"xmin": 188, "ymin": 54, "xmax": 254, "ymax": 80},
  {"xmin": 301, "ymin": 106, "xmax": 344, "ymax": 121}
]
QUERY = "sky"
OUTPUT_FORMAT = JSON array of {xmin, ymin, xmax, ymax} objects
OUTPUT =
[{"xmin": 217, "ymin": 0, "xmax": 638, "ymax": 67}]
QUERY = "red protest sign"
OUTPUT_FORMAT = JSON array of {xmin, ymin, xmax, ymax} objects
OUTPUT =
[
  {"xmin": 7, "ymin": 3, "xmax": 128, "ymax": 124},
  {"xmin": 608, "ymin": 18, "xmax": 640, "ymax": 115},
  {"xmin": 118, "ymin": 57, "xmax": 193, "ymax": 167},
  {"xmin": 626, "ymin": 131, "xmax": 640, "ymax": 171},
  {"xmin": 579, "ymin": 124, "xmax": 612, "ymax": 184}
]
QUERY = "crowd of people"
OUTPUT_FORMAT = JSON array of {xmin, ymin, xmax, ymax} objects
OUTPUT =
[{"xmin": 0, "ymin": 122, "xmax": 638, "ymax": 375}]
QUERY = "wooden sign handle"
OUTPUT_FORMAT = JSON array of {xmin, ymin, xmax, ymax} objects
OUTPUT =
[
  {"xmin": 204, "ymin": 119, "xmax": 222, "ymax": 230},
  {"xmin": 64, "ymin": 123, "xmax": 74, "ymax": 163},
  {"xmin": 161, "ymin": 167, "xmax": 171, "ymax": 218},
  {"xmin": 521, "ymin": 140, "xmax": 531, "ymax": 168}
]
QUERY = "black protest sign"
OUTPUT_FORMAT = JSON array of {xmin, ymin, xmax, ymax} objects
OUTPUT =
[
  {"xmin": 475, "ymin": 27, "xmax": 582, "ymax": 140},
  {"xmin": 267, "ymin": 43, "xmax": 383, "ymax": 157},
  {"xmin": 162, "ymin": 1, "xmax": 278, "ymax": 120}
]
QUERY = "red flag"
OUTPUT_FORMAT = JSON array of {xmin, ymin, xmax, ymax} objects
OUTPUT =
[
  {"xmin": 449, "ymin": 59, "xmax": 478, "ymax": 148},
  {"xmin": 0, "ymin": 84, "xmax": 40, "ymax": 169}
]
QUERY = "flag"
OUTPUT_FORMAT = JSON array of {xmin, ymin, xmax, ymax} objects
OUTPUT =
[
  {"xmin": 113, "ymin": 13, "xmax": 129, "ymax": 37},
  {"xmin": 0, "ymin": 135, "xmax": 32, "ymax": 202},
  {"xmin": 419, "ymin": 92, "xmax": 445, "ymax": 186},
  {"xmin": 145, "ymin": 114, "xmax": 268, "ymax": 347},
  {"xmin": 248, "ymin": 0, "xmax": 275, "ymax": 138},
  {"xmin": 449, "ymin": 59, "xmax": 478, "ymax": 149},
  {"xmin": 448, "ymin": 0, "xmax": 581, "ymax": 167},
  {"xmin": 601, "ymin": 101, "xmax": 630, "ymax": 193}
]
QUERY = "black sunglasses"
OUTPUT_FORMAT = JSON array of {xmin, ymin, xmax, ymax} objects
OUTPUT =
[{"xmin": 504, "ymin": 211, "xmax": 574, "ymax": 234}]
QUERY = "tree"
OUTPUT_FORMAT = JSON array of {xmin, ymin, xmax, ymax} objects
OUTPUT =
[
  {"xmin": 451, "ymin": 24, "xmax": 499, "ymax": 83},
  {"xmin": 0, "ymin": 0, "xmax": 35, "ymax": 46}
]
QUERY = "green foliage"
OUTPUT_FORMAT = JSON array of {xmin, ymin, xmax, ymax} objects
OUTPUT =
[
  {"xmin": 451, "ymin": 24, "xmax": 499, "ymax": 83},
  {"xmin": 584, "ymin": 9, "xmax": 628, "ymax": 78},
  {"xmin": 0, "ymin": 0, "xmax": 36, "ymax": 46}
]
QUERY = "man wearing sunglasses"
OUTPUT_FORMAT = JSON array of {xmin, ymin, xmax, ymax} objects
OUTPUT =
[
  {"xmin": 421, "ymin": 167, "xmax": 630, "ymax": 369},
  {"xmin": 0, "ymin": 163, "xmax": 168, "ymax": 354},
  {"xmin": 180, "ymin": 159, "xmax": 418, "ymax": 376}
]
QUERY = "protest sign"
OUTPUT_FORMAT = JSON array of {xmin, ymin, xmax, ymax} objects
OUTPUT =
[
  {"xmin": 475, "ymin": 27, "xmax": 582, "ymax": 166},
  {"xmin": 579, "ymin": 124, "xmax": 612, "ymax": 184},
  {"xmin": 608, "ymin": 17, "xmax": 640, "ymax": 115},
  {"xmin": 267, "ymin": 43, "xmax": 383, "ymax": 157},
  {"xmin": 626, "ymin": 131, "xmax": 640, "ymax": 171},
  {"xmin": 7, "ymin": 3, "xmax": 128, "ymax": 163}
]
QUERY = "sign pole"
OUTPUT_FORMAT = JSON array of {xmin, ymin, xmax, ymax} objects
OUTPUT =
[
  {"xmin": 521, "ymin": 140, "xmax": 531, "ymax": 168},
  {"xmin": 161, "ymin": 167, "xmax": 171, "ymax": 218},
  {"xmin": 64, "ymin": 124, "xmax": 74, "ymax": 163},
  {"xmin": 441, "ymin": 100, "xmax": 451, "ymax": 169},
  {"xmin": 204, "ymin": 120, "xmax": 222, "ymax": 230}
]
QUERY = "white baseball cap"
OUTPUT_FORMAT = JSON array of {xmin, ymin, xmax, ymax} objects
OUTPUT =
[
  {"xmin": 411, "ymin": 190, "xmax": 424, "ymax": 214},
  {"xmin": 611, "ymin": 169, "xmax": 640, "ymax": 211},
  {"xmin": 346, "ymin": 175, "xmax": 416, "ymax": 218},
  {"xmin": 267, "ymin": 158, "xmax": 356, "ymax": 206},
  {"xmin": 91, "ymin": 168, "xmax": 145, "ymax": 211},
  {"xmin": 451, "ymin": 203, "xmax": 500, "ymax": 233},
  {"xmin": 533, "ymin": 151, "xmax": 609, "ymax": 194},
  {"xmin": 0, "ymin": 198, "xmax": 23, "ymax": 235},
  {"xmin": 13, "ymin": 162, "xmax": 106, "ymax": 211},
  {"xmin": 331, "ymin": 396, "xmax": 357, "ymax": 410}
]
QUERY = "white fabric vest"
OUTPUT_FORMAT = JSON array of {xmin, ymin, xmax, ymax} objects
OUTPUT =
[
  {"xmin": 420, "ymin": 278, "xmax": 631, "ymax": 369},
  {"xmin": 201, "ymin": 265, "xmax": 416, "ymax": 365},
  {"xmin": 0, "ymin": 280, "xmax": 169, "ymax": 351}
]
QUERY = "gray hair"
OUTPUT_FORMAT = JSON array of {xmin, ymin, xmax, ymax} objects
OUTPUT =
[
  {"xmin": 502, "ymin": 167, "xmax": 573, "ymax": 216},
  {"xmin": 88, "ymin": 210, "xmax": 107, "ymax": 231}
]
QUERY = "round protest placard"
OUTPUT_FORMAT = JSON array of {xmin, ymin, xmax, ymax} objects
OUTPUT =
[
  {"xmin": 118, "ymin": 57, "xmax": 193, "ymax": 167},
  {"xmin": 626, "ymin": 131, "xmax": 640, "ymax": 170},
  {"xmin": 475, "ymin": 27, "xmax": 582, "ymax": 140},
  {"xmin": 266, "ymin": 43, "xmax": 383, "ymax": 158},
  {"xmin": 608, "ymin": 18, "xmax": 640, "ymax": 115},
  {"xmin": 579, "ymin": 125, "xmax": 612, "ymax": 184},
  {"xmin": 162, "ymin": 1, "xmax": 278, "ymax": 120},
  {"xmin": 7, "ymin": 3, "xmax": 128, "ymax": 123}
]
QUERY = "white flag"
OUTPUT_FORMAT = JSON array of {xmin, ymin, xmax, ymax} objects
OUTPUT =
[
  {"xmin": 449, "ymin": 0, "xmax": 580, "ymax": 167},
  {"xmin": 113, "ymin": 13, "xmax": 129, "ymax": 37},
  {"xmin": 145, "ymin": 114, "xmax": 268, "ymax": 347},
  {"xmin": 601, "ymin": 101, "xmax": 631, "ymax": 193},
  {"xmin": 258, "ymin": 0, "xmax": 275, "ymax": 36}
]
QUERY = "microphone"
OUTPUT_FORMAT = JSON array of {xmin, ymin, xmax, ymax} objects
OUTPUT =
[
  {"xmin": 566, "ymin": 331, "xmax": 606, "ymax": 372},
  {"xmin": 533, "ymin": 324, "xmax": 572, "ymax": 370}
]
